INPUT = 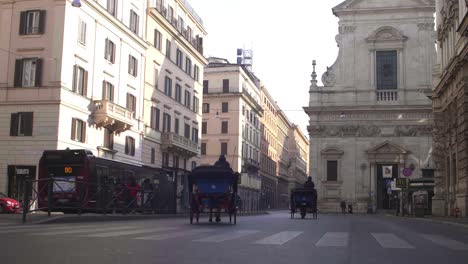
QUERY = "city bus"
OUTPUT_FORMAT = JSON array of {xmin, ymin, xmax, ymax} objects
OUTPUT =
[{"xmin": 37, "ymin": 148, "xmax": 175, "ymax": 213}]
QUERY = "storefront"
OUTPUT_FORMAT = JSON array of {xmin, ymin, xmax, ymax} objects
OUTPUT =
[{"xmin": 7, "ymin": 165, "xmax": 35, "ymax": 202}]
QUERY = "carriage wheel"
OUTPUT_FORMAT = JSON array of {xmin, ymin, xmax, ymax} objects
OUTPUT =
[
  {"xmin": 229, "ymin": 213, "xmax": 232, "ymax": 224},
  {"xmin": 190, "ymin": 211, "xmax": 194, "ymax": 224},
  {"xmin": 234, "ymin": 211, "xmax": 237, "ymax": 225},
  {"xmin": 196, "ymin": 212, "xmax": 199, "ymax": 223},
  {"xmin": 300, "ymin": 208, "xmax": 306, "ymax": 219}
]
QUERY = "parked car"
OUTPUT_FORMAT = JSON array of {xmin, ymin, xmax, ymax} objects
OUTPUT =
[{"xmin": 0, "ymin": 193, "xmax": 21, "ymax": 214}]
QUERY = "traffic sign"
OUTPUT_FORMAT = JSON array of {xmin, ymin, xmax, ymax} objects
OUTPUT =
[
  {"xmin": 395, "ymin": 178, "xmax": 408, "ymax": 189},
  {"xmin": 402, "ymin": 168, "xmax": 413, "ymax": 177}
]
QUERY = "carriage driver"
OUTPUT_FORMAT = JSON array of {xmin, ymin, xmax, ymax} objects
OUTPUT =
[{"xmin": 304, "ymin": 177, "xmax": 315, "ymax": 189}]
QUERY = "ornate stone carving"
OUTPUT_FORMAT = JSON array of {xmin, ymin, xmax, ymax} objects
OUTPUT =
[
  {"xmin": 366, "ymin": 26, "xmax": 408, "ymax": 43},
  {"xmin": 339, "ymin": 25, "xmax": 356, "ymax": 34},
  {"xmin": 394, "ymin": 125, "xmax": 419, "ymax": 137},
  {"xmin": 312, "ymin": 125, "xmax": 432, "ymax": 138},
  {"xmin": 321, "ymin": 67, "xmax": 336, "ymax": 87},
  {"xmin": 417, "ymin": 23, "xmax": 435, "ymax": 31},
  {"xmin": 358, "ymin": 125, "xmax": 381, "ymax": 137}
]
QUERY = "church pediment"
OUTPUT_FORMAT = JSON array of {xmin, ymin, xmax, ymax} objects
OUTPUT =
[
  {"xmin": 366, "ymin": 141, "xmax": 409, "ymax": 155},
  {"xmin": 321, "ymin": 147, "xmax": 344, "ymax": 156},
  {"xmin": 366, "ymin": 26, "xmax": 408, "ymax": 43},
  {"xmin": 333, "ymin": 0, "xmax": 435, "ymax": 14}
]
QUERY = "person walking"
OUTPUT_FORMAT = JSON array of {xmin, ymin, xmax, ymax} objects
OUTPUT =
[
  {"xmin": 340, "ymin": 200, "xmax": 346, "ymax": 214},
  {"xmin": 127, "ymin": 177, "xmax": 141, "ymax": 214}
]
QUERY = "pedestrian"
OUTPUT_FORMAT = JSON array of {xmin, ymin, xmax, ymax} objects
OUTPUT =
[
  {"xmin": 340, "ymin": 200, "xmax": 346, "ymax": 214},
  {"xmin": 348, "ymin": 204, "xmax": 353, "ymax": 214},
  {"xmin": 126, "ymin": 177, "xmax": 141, "ymax": 214}
]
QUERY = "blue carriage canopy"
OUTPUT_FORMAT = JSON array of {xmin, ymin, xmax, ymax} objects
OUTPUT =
[{"xmin": 188, "ymin": 166, "xmax": 239, "ymax": 194}]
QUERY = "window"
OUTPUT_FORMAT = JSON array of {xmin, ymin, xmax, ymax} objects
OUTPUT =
[
  {"xmin": 201, "ymin": 143, "xmax": 207, "ymax": 155},
  {"xmin": 223, "ymin": 79, "xmax": 229, "ymax": 93},
  {"xmin": 78, "ymin": 19, "xmax": 87, "ymax": 45},
  {"xmin": 192, "ymin": 128, "xmax": 198, "ymax": 143},
  {"xmin": 150, "ymin": 107, "xmax": 160, "ymax": 131},
  {"xmin": 10, "ymin": 112, "xmax": 33, "ymax": 136},
  {"xmin": 126, "ymin": 93, "xmax": 136, "ymax": 117},
  {"xmin": 19, "ymin": 10, "xmax": 45, "ymax": 35},
  {"xmin": 175, "ymin": 118, "xmax": 180, "ymax": 134},
  {"xmin": 103, "ymin": 128, "xmax": 114, "ymax": 149},
  {"xmin": 151, "ymin": 148, "xmax": 155, "ymax": 164},
  {"xmin": 242, "ymin": 105, "xmax": 245, "ymax": 116},
  {"xmin": 125, "ymin": 136, "xmax": 135, "ymax": 156},
  {"xmin": 191, "ymin": 161, "xmax": 197, "ymax": 170},
  {"xmin": 187, "ymin": 26, "xmax": 193, "ymax": 40},
  {"xmin": 185, "ymin": 58, "xmax": 192, "ymax": 75},
  {"xmin": 184, "ymin": 90, "xmax": 191, "ymax": 108},
  {"xmin": 71, "ymin": 118, "xmax": 86, "ymax": 143},
  {"xmin": 184, "ymin": 124, "xmax": 190, "ymax": 138},
  {"xmin": 154, "ymin": 68, "xmax": 159, "ymax": 88},
  {"xmin": 164, "ymin": 77, "xmax": 172, "ymax": 97},
  {"xmin": 168, "ymin": 6, "xmax": 174, "ymax": 21},
  {"xmin": 163, "ymin": 113, "xmax": 171, "ymax": 132},
  {"xmin": 14, "ymin": 58, "xmax": 43, "ymax": 87},
  {"xmin": 173, "ymin": 155, "xmax": 179, "ymax": 169},
  {"xmin": 221, "ymin": 121, "xmax": 228, "ymax": 134},
  {"xmin": 72, "ymin": 65, "xmax": 88, "ymax": 96},
  {"xmin": 166, "ymin": 39, "xmax": 171, "ymax": 59},
  {"xmin": 194, "ymin": 65, "xmax": 199, "ymax": 81},
  {"xmin": 178, "ymin": 16, "xmax": 184, "ymax": 32},
  {"xmin": 154, "ymin": 29, "xmax": 162, "ymax": 50},
  {"xmin": 129, "ymin": 10, "xmax": 139, "ymax": 34},
  {"xmin": 128, "ymin": 55, "xmax": 138, "ymax": 77},
  {"xmin": 105, "ymin": 39, "xmax": 116, "ymax": 63},
  {"xmin": 175, "ymin": 84, "xmax": 182, "ymax": 103},
  {"xmin": 162, "ymin": 152, "xmax": 169, "ymax": 167},
  {"xmin": 222, "ymin": 102, "xmax": 229, "ymax": 113},
  {"xmin": 202, "ymin": 103, "xmax": 210, "ymax": 113},
  {"xmin": 202, "ymin": 122, "xmax": 207, "ymax": 134},
  {"xmin": 176, "ymin": 49, "xmax": 183, "ymax": 68},
  {"xmin": 183, "ymin": 158, "xmax": 187, "ymax": 170},
  {"xmin": 203, "ymin": 80, "xmax": 208, "ymax": 94},
  {"xmin": 107, "ymin": 0, "xmax": 118, "ymax": 17},
  {"xmin": 327, "ymin": 160, "xmax": 338, "ymax": 182},
  {"xmin": 376, "ymin": 50, "xmax": 397, "ymax": 90},
  {"xmin": 221, "ymin": 142, "xmax": 228, "ymax": 155},
  {"xmin": 193, "ymin": 97, "xmax": 199, "ymax": 113},
  {"xmin": 101, "ymin": 81, "xmax": 114, "ymax": 102}
]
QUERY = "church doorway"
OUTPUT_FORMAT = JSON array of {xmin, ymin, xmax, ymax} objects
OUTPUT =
[{"xmin": 376, "ymin": 164, "xmax": 398, "ymax": 210}]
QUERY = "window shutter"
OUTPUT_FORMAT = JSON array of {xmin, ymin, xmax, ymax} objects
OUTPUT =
[
  {"xmin": 132, "ymin": 96, "xmax": 137, "ymax": 117},
  {"xmin": 128, "ymin": 55, "xmax": 131, "ymax": 74},
  {"xmin": 125, "ymin": 136, "xmax": 129, "ymax": 154},
  {"xmin": 111, "ymin": 42, "xmax": 116, "ymax": 63},
  {"xmin": 35, "ymin": 58, "xmax": 43, "ymax": 87},
  {"xmin": 39, "ymin": 10, "xmax": 46, "ymax": 34},
  {"xmin": 81, "ymin": 121, "xmax": 86, "ymax": 143},
  {"xmin": 10, "ymin": 113, "xmax": 19, "ymax": 136},
  {"xmin": 83, "ymin": 70, "xmax": 88, "ymax": 97},
  {"xmin": 110, "ymin": 84, "xmax": 114, "ymax": 102},
  {"xmin": 72, "ymin": 65, "xmax": 77, "ymax": 92},
  {"xmin": 102, "ymin": 81, "xmax": 106, "ymax": 99},
  {"xmin": 19, "ymin": 12, "xmax": 27, "ymax": 35},
  {"xmin": 135, "ymin": 58, "xmax": 138, "ymax": 76},
  {"xmin": 131, "ymin": 138, "xmax": 135, "ymax": 156},
  {"xmin": 104, "ymin": 39, "xmax": 109, "ymax": 60},
  {"xmin": 23, "ymin": 112, "xmax": 33, "ymax": 136},
  {"xmin": 14, "ymin": 59, "xmax": 23, "ymax": 87},
  {"xmin": 71, "ymin": 118, "xmax": 76, "ymax": 140}
]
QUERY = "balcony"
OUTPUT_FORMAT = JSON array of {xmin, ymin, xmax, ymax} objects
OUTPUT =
[
  {"xmin": 161, "ymin": 132, "xmax": 199, "ymax": 157},
  {"xmin": 92, "ymin": 100, "xmax": 133, "ymax": 133},
  {"xmin": 376, "ymin": 90, "xmax": 398, "ymax": 102},
  {"xmin": 243, "ymin": 158, "xmax": 260, "ymax": 172},
  {"xmin": 144, "ymin": 126, "xmax": 162, "ymax": 143}
]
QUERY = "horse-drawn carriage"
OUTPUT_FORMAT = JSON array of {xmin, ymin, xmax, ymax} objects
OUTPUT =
[
  {"xmin": 188, "ymin": 165, "xmax": 239, "ymax": 224},
  {"xmin": 290, "ymin": 188, "xmax": 318, "ymax": 219}
]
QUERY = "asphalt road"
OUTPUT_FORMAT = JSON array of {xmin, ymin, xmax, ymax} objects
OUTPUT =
[{"xmin": 1, "ymin": 211, "xmax": 468, "ymax": 264}]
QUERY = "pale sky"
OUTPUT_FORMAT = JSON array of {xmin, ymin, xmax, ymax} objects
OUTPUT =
[{"xmin": 189, "ymin": 0, "xmax": 344, "ymax": 135}]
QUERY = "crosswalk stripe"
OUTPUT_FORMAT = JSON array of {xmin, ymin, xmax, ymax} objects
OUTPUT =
[
  {"xmin": 253, "ymin": 231, "xmax": 303, "ymax": 245},
  {"xmin": 194, "ymin": 230, "xmax": 260, "ymax": 243},
  {"xmin": 0, "ymin": 224, "xmax": 103, "ymax": 234},
  {"xmin": 31, "ymin": 226, "xmax": 137, "ymax": 236},
  {"xmin": 421, "ymin": 234, "xmax": 468, "ymax": 250},
  {"xmin": 85, "ymin": 227, "xmax": 179, "ymax": 238},
  {"xmin": 316, "ymin": 232, "xmax": 348, "ymax": 247},
  {"xmin": 372, "ymin": 233, "xmax": 414, "ymax": 249},
  {"xmin": 135, "ymin": 229, "xmax": 213, "ymax": 241}
]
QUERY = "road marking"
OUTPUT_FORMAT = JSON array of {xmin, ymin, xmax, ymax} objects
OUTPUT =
[
  {"xmin": 194, "ymin": 230, "xmax": 260, "ymax": 243},
  {"xmin": 421, "ymin": 234, "xmax": 468, "ymax": 250},
  {"xmin": 315, "ymin": 232, "xmax": 349, "ymax": 247},
  {"xmin": 31, "ymin": 226, "xmax": 137, "ymax": 236},
  {"xmin": 0, "ymin": 224, "xmax": 103, "ymax": 234},
  {"xmin": 371, "ymin": 233, "xmax": 414, "ymax": 249},
  {"xmin": 135, "ymin": 229, "xmax": 213, "ymax": 241},
  {"xmin": 85, "ymin": 227, "xmax": 179, "ymax": 238},
  {"xmin": 253, "ymin": 231, "xmax": 303, "ymax": 245}
]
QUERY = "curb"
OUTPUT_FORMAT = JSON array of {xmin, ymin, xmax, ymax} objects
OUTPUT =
[
  {"xmin": 25, "ymin": 211, "xmax": 269, "ymax": 225},
  {"xmin": 383, "ymin": 213, "xmax": 468, "ymax": 229}
]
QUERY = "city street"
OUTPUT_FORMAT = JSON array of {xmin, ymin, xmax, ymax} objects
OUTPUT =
[{"xmin": 1, "ymin": 211, "xmax": 468, "ymax": 264}]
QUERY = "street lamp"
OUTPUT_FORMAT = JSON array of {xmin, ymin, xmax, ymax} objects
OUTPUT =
[{"xmin": 72, "ymin": 0, "xmax": 82, "ymax": 7}]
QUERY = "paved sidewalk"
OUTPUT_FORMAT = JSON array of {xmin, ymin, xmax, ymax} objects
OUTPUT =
[
  {"xmin": 385, "ymin": 214, "xmax": 468, "ymax": 229},
  {"xmin": 0, "ymin": 211, "xmax": 269, "ymax": 225}
]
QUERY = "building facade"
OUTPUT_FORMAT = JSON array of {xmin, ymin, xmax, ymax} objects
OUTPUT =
[
  {"xmin": 201, "ymin": 58, "xmax": 263, "ymax": 212},
  {"xmin": 287, "ymin": 125, "xmax": 309, "ymax": 190},
  {"xmin": 432, "ymin": 0, "xmax": 468, "ymax": 217},
  {"xmin": 0, "ymin": 0, "xmax": 206, "ymax": 213},
  {"xmin": 144, "ymin": 0, "xmax": 207, "ymax": 212},
  {"xmin": 304, "ymin": 0, "xmax": 435, "ymax": 213},
  {"xmin": 276, "ymin": 111, "xmax": 292, "ymax": 208}
]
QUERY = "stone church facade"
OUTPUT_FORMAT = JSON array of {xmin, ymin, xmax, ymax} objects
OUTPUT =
[{"xmin": 304, "ymin": 0, "xmax": 436, "ymax": 213}]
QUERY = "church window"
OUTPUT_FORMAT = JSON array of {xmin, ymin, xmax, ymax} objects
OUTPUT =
[{"xmin": 376, "ymin": 50, "xmax": 397, "ymax": 90}]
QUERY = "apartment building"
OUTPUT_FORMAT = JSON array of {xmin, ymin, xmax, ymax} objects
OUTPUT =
[
  {"xmin": 287, "ymin": 125, "xmax": 309, "ymax": 189},
  {"xmin": 201, "ymin": 58, "xmax": 263, "ymax": 212}
]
